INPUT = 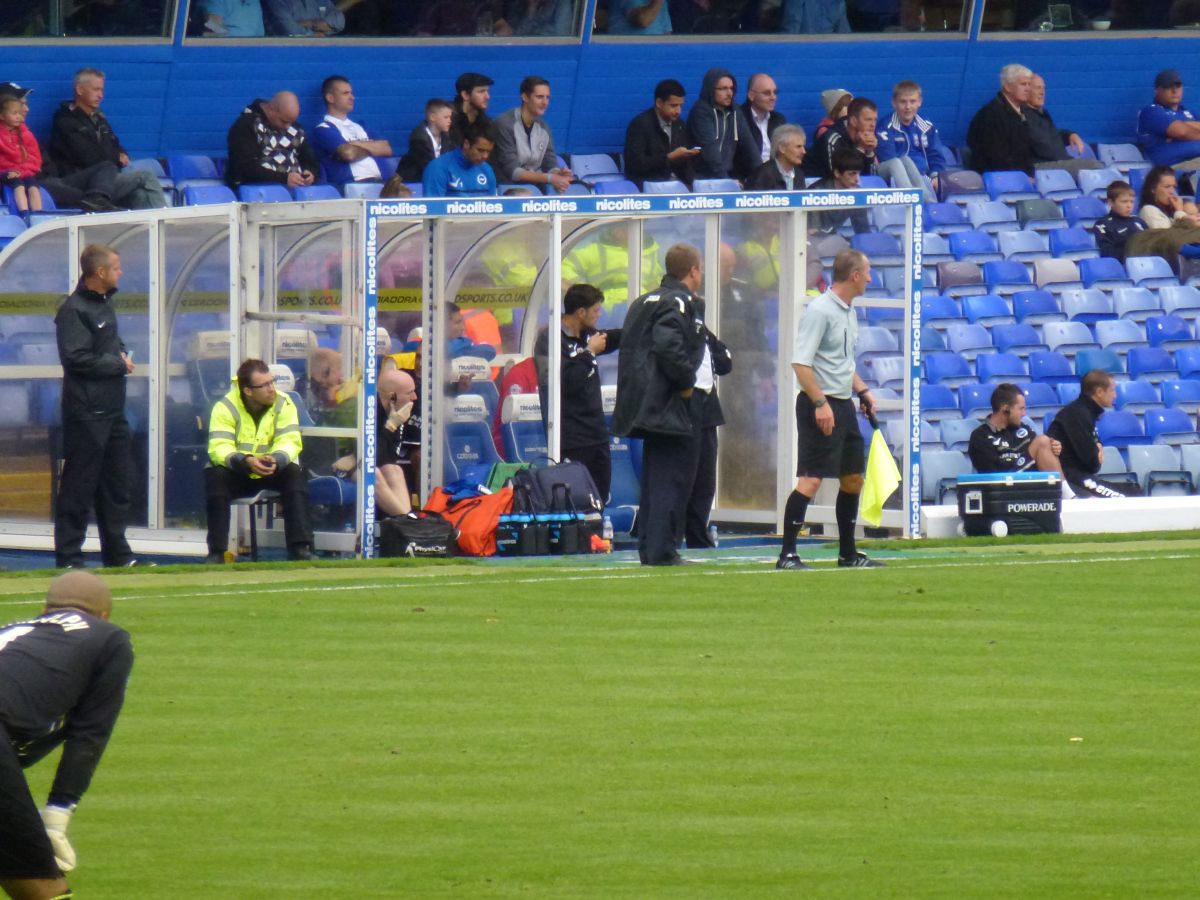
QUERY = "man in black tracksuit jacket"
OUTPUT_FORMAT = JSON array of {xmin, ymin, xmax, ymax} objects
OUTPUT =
[
  {"xmin": 1046, "ymin": 369, "xmax": 1124, "ymax": 498},
  {"xmin": 534, "ymin": 284, "xmax": 622, "ymax": 503},
  {"xmin": 612, "ymin": 244, "xmax": 708, "ymax": 566},
  {"xmin": 54, "ymin": 244, "xmax": 136, "ymax": 569}
]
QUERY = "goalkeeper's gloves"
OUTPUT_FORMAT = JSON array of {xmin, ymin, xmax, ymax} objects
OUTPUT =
[
  {"xmin": 41, "ymin": 805, "xmax": 76, "ymax": 872},
  {"xmin": 385, "ymin": 400, "xmax": 414, "ymax": 432}
]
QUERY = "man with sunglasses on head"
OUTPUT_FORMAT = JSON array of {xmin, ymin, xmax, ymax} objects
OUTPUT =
[{"xmin": 204, "ymin": 358, "xmax": 313, "ymax": 563}]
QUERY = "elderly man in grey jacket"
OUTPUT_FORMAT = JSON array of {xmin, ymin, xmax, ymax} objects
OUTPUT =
[{"xmin": 491, "ymin": 75, "xmax": 574, "ymax": 193}]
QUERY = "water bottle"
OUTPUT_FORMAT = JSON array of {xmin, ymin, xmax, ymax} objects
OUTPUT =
[
  {"xmin": 708, "ymin": 524, "xmax": 719, "ymax": 548},
  {"xmin": 602, "ymin": 515, "xmax": 614, "ymax": 542}
]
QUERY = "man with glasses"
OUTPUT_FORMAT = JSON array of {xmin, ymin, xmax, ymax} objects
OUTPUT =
[
  {"xmin": 204, "ymin": 358, "xmax": 313, "ymax": 563},
  {"xmin": 739, "ymin": 74, "xmax": 785, "ymax": 179}
]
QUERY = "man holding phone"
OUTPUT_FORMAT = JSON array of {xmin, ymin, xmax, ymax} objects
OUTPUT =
[
  {"xmin": 623, "ymin": 79, "xmax": 700, "ymax": 189},
  {"xmin": 204, "ymin": 358, "xmax": 313, "ymax": 563}
]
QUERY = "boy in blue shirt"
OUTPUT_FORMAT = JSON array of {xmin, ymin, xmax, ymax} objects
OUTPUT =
[
  {"xmin": 1093, "ymin": 181, "xmax": 1146, "ymax": 262},
  {"xmin": 875, "ymin": 80, "xmax": 946, "ymax": 202},
  {"xmin": 422, "ymin": 125, "xmax": 497, "ymax": 198}
]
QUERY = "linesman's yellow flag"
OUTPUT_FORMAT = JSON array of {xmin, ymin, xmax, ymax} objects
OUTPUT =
[{"xmin": 860, "ymin": 428, "xmax": 901, "ymax": 527}]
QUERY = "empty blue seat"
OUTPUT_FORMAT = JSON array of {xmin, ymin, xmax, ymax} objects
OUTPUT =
[
  {"xmin": 1097, "ymin": 143, "xmax": 1151, "ymax": 173},
  {"xmin": 570, "ymin": 152, "xmax": 621, "ymax": 180},
  {"xmin": 1060, "ymin": 288, "xmax": 1114, "ymax": 323},
  {"xmin": 0, "ymin": 216, "xmax": 27, "ymax": 248},
  {"xmin": 977, "ymin": 351, "xmax": 1027, "ymax": 383},
  {"xmin": 1028, "ymin": 350, "xmax": 1075, "ymax": 384},
  {"xmin": 851, "ymin": 231, "xmax": 904, "ymax": 265},
  {"xmin": 984, "ymin": 170, "xmax": 1039, "ymax": 202},
  {"xmin": 1127, "ymin": 444, "xmax": 1192, "ymax": 495},
  {"xmin": 1160, "ymin": 285, "xmax": 1200, "ymax": 319},
  {"xmin": 993, "ymin": 323, "xmax": 1048, "ymax": 356},
  {"xmin": 946, "ymin": 323, "xmax": 994, "ymax": 360},
  {"xmin": 940, "ymin": 416, "xmax": 978, "ymax": 450},
  {"xmin": 1096, "ymin": 409, "xmax": 1150, "ymax": 448},
  {"xmin": 924, "ymin": 351, "xmax": 975, "ymax": 386},
  {"xmin": 344, "ymin": 182, "xmax": 383, "ymax": 199},
  {"xmin": 940, "ymin": 169, "xmax": 988, "ymax": 204},
  {"xmin": 1048, "ymin": 227, "xmax": 1099, "ymax": 261},
  {"xmin": 1145, "ymin": 314, "xmax": 1195, "ymax": 349},
  {"xmin": 1033, "ymin": 258, "xmax": 1083, "ymax": 293},
  {"xmin": 1061, "ymin": 196, "xmax": 1106, "ymax": 228},
  {"xmin": 1095, "ymin": 318, "xmax": 1145, "ymax": 352},
  {"xmin": 967, "ymin": 200, "xmax": 1020, "ymax": 234},
  {"xmin": 167, "ymin": 154, "xmax": 220, "ymax": 181},
  {"xmin": 1016, "ymin": 198, "xmax": 1066, "ymax": 231},
  {"xmin": 1043, "ymin": 321, "xmax": 1100, "ymax": 356},
  {"xmin": 920, "ymin": 383, "xmax": 961, "ymax": 420},
  {"xmin": 922, "ymin": 294, "xmax": 966, "ymax": 328},
  {"xmin": 921, "ymin": 325, "xmax": 946, "ymax": 351},
  {"xmin": 1161, "ymin": 378, "xmax": 1200, "ymax": 412},
  {"xmin": 1176, "ymin": 346, "xmax": 1200, "ymax": 379},
  {"xmin": 1145, "ymin": 408, "xmax": 1200, "ymax": 445},
  {"xmin": 1126, "ymin": 255, "xmax": 1179, "ymax": 289},
  {"xmin": 925, "ymin": 202, "xmax": 971, "ymax": 234},
  {"xmin": 693, "ymin": 178, "xmax": 741, "ymax": 193},
  {"xmin": 238, "ymin": 184, "xmax": 291, "ymax": 203},
  {"xmin": 1012, "ymin": 289, "xmax": 1066, "ymax": 324},
  {"xmin": 642, "ymin": 180, "xmax": 689, "ymax": 194},
  {"xmin": 936, "ymin": 262, "xmax": 986, "ymax": 298},
  {"xmin": 872, "ymin": 204, "xmax": 908, "ymax": 235},
  {"xmin": 292, "ymin": 184, "xmax": 341, "ymax": 201},
  {"xmin": 594, "ymin": 179, "xmax": 639, "ymax": 195},
  {"xmin": 1035, "ymin": 168, "xmax": 1082, "ymax": 200},
  {"xmin": 1014, "ymin": 381, "xmax": 1057, "ymax": 417},
  {"xmin": 1127, "ymin": 346, "xmax": 1177, "ymax": 382},
  {"xmin": 1080, "ymin": 257, "xmax": 1134, "ymax": 291},
  {"xmin": 1075, "ymin": 347, "xmax": 1125, "ymax": 378},
  {"xmin": 1113, "ymin": 287, "xmax": 1162, "ymax": 322},
  {"xmin": 999, "ymin": 230, "xmax": 1049, "ymax": 261},
  {"xmin": 183, "ymin": 184, "xmax": 236, "ymax": 205},
  {"xmin": 957, "ymin": 382, "xmax": 992, "ymax": 418},
  {"xmin": 606, "ymin": 433, "xmax": 641, "ymax": 532},
  {"xmin": 949, "ymin": 230, "xmax": 1002, "ymax": 262},
  {"xmin": 923, "ymin": 232, "xmax": 954, "ymax": 264},
  {"xmin": 982, "ymin": 260, "xmax": 1033, "ymax": 295},
  {"xmin": 1115, "ymin": 380, "xmax": 1161, "ymax": 412},
  {"xmin": 963, "ymin": 293, "xmax": 1013, "ymax": 326},
  {"xmin": 1056, "ymin": 381, "xmax": 1082, "ymax": 405},
  {"xmin": 922, "ymin": 449, "xmax": 972, "ymax": 502},
  {"xmin": 1078, "ymin": 166, "xmax": 1125, "ymax": 198},
  {"xmin": 856, "ymin": 325, "xmax": 899, "ymax": 360},
  {"xmin": 865, "ymin": 355, "xmax": 905, "ymax": 390}
]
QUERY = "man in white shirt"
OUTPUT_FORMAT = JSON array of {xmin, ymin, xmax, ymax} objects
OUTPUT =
[
  {"xmin": 738, "ymin": 73, "xmax": 785, "ymax": 179},
  {"xmin": 312, "ymin": 75, "xmax": 393, "ymax": 189}
]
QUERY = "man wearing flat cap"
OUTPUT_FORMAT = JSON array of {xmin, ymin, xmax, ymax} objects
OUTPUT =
[{"xmin": 1137, "ymin": 69, "xmax": 1200, "ymax": 168}]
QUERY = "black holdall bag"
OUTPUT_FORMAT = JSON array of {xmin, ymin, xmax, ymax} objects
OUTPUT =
[
  {"xmin": 532, "ymin": 460, "xmax": 604, "ymax": 516},
  {"xmin": 379, "ymin": 513, "xmax": 457, "ymax": 558}
]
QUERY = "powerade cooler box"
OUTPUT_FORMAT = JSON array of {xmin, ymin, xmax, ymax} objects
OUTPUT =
[{"xmin": 956, "ymin": 471, "xmax": 1062, "ymax": 536}]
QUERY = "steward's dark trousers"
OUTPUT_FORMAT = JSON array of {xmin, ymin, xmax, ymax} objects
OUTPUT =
[
  {"xmin": 685, "ymin": 425, "xmax": 718, "ymax": 548},
  {"xmin": 637, "ymin": 393, "xmax": 703, "ymax": 565},
  {"xmin": 54, "ymin": 414, "xmax": 133, "ymax": 568},
  {"xmin": 205, "ymin": 463, "xmax": 313, "ymax": 557}
]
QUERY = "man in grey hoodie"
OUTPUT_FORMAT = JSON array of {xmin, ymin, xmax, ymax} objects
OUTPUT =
[{"xmin": 687, "ymin": 68, "xmax": 759, "ymax": 182}]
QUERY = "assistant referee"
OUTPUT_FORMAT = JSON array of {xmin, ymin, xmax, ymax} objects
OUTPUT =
[
  {"xmin": 777, "ymin": 248, "xmax": 884, "ymax": 570},
  {"xmin": 0, "ymin": 571, "xmax": 133, "ymax": 900}
]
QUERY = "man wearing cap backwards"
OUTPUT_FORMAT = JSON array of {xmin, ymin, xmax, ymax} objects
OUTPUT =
[
  {"xmin": 1137, "ymin": 69, "xmax": 1200, "ymax": 169},
  {"xmin": 0, "ymin": 571, "xmax": 134, "ymax": 900},
  {"xmin": 448, "ymin": 72, "xmax": 494, "ymax": 147}
]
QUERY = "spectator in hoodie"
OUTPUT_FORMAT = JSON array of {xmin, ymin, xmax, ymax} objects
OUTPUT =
[
  {"xmin": 48, "ymin": 67, "xmax": 167, "ymax": 209},
  {"xmin": 0, "ymin": 93, "xmax": 43, "ymax": 213},
  {"xmin": 225, "ymin": 91, "xmax": 320, "ymax": 190},
  {"xmin": 687, "ymin": 67, "xmax": 759, "ymax": 181},
  {"xmin": 875, "ymin": 80, "xmax": 946, "ymax": 201},
  {"xmin": 623, "ymin": 78, "xmax": 699, "ymax": 188}
]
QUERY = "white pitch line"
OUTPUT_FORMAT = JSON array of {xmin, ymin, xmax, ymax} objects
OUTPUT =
[{"xmin": 0, "ymin": 551, "xmax": 1195, "ymax": 608}]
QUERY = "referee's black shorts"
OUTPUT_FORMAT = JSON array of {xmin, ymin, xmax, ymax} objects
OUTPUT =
[
  {"xmin": 795, "ymin": 393, "xmax": 865, "ymax": 479},
  {"xmin": 0, "ymin": 723, "xmax": 61, "ymax": 879}
]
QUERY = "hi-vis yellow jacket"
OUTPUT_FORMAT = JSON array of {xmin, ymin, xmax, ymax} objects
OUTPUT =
[{"xmin": 207, "ymin": 383, "xmax": 304, "ymax": 476}]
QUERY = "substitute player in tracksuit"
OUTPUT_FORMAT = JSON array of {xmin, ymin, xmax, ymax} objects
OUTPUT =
[
  {"xmin": 205, "ymin": 358, "xmax": 313, "ymax": 563},
  {"xmin": 0, "ymin": 571, "xmax": 133, "ymax": 900}
]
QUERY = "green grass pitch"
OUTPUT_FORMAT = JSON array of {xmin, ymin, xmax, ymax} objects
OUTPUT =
[{"xmin": 5, "ymin": 537, "xmax": 1200, "ymax": 898}]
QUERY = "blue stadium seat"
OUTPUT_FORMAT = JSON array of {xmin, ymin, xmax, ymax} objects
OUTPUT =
[
  {"xmin": 693, "ymin": 178, "xmax": 740, "ymax": 193},
  {"xmin": 940, "ymin": 416, "xmax": 978, "ymax": 450},
  {"xmin": 812, "ymin": 233, "xmax": 850, "ymax": 265},
  {"xmin": 0, "ymin": 216, "xmax": 27, "ymax": 248},
  {"xmin": 1056, "ymin": 381, "xmax": 1082, "ymax": 405},
  {"xmin": 858, "ymin": 174, "xmax": 888, "ymax": 190},
  {"xmin": 984, "ymin": 170, "xmax": 1039, "ymax": 202},
  {"xmin": 1028, "ymin": 350, "xmax": 1075, "ymax": 384},
  {"xmin": 921, "ymin": 294, "xmax": 966, "ymax": 329},
  {"xmin": 1077, "ymin": 166, "xmax": 1125, "ymax": 198},
  {"xmin": 967, "ymin": 200, "xmax": 1020, "ymax": 234},
  {"xmin": 238, "ymin": 184, "xmax": 291, "ymax": 203},
  {"xmin": 999, "ymin": 230, "xmax": 1049, "ymax": 262},
  {"xmin": 1012, "ymin": 289, "xmax": 1065, "ymax": 324},
  {"xmin": 855, "ymin": 326, "xmax": 899, "ymax": 362},
  {"xmin": 939, "ymin": 169, "xmax": 988, "ymax": 205},
  {"xmin": 871, "ymin": 204, "xmax": 907, "ymax": 235},
  {"xmin": 1161, "ymin": 378, "xmax": 1200, "ymax": 413},
  {"xmin": 1043, "ymin": 321, "xmax": 1100, "ymax": 356},
  {"xmin": 1096, "ymin": 409, "xmax": 1149, "ymax": 448},
  {"xmin": 1113, "ymin": 287, "xmax": 1162, "ymax": 322},
  {"xmin": 1126, "ymin": 445, "xmax": 1192, "ymax": 495},
  {"xmin": 1034, "ymin": 168, "xmax": 1082, "ymax": 200},
  {"xmin": 977, "ymin": 351, "xmax": 1027, "ymax": 383},
  {"xmin": 923, "ymin": 351, "xmax": 975, "ymax": 386},
  {"xmin": 949, "ymin": 230, "xmax": 1002, "ymax": 263},
  {"xmin": 183, "ymin": 184, "xmax": 236, "ymax": 205},
  {"xmin": 375, "ymin": 156, "xmax": 400, "ymax": 180},
  {"xmin": 167, "ymin": 154, "xmax": 219, "ymax": 181},
  {"xmin": 1018, "ymin": 381, "xmax": 1059, "ymax": 418},
  {"xmin": 1048, "ymin": 227, "xmax": 1100, "ymax": 261},
  {"xmin": 1182, "ymin": 255, "xmax": 1200, "ymax": 288},
  {"xmin": 922, "ymin": 232, "xmax": 954, "ymax": 264},
  {"xmin": 1114, "ymin": 380, "xmax": 1161, "ymax": 412},
  {"xmin": 920, "ymin": 383, "xmax": 961, "ymax": 420},
  {"xmin": 851, "ymin": 232, "xmax": 903, "ymax": 265},
  {"xmin": 1060, "ymin": 288, "xmax": 1115, "ymax": 323},
  {"xmin": 982, "ymin": 259, "xmax": 1033, "ymax": 295},
  {"xmin": 1015, "ymin": 198, "xmax": 1066, "ymax": 232},
  {"xmin": 963, "ymin": 293, "xmax": 1014, "ymax": 328},
  {"xmin": 344, "ymin": 182, "xmax": 383, "ymax": 199},
  {"xmin": 1125, "ymin": 256, "xmax": 1179, "ymax": 289},
  {"xmin": 1127, "ymin": 346, "xmax": 1178, "ymax": 382},
  {"xmin": 570, "ymin": 153, "xmax": 622, "ymax": 182},
  {"xmin": 936, "ymin": 262, "xmax": 986, "ymax": 298},
  {"xmin": 1074, "ymin": 348, "xmax": 1125, "ymax": 379},
  {"xmin": 1160, "ymin": 285, "xmax": 1200, "ymax": 320},
  {"xmin": 921, "ymin": 325, "xmax": 946, "ymax": 351},
  {"xmin": 1145, "ymin": 408, "xmax": 1200, "ymax": 445},
  {"xmin": 1095, "ymin": 318, "xmax": 1145, "ymax": 353},
  {"xmin": 642, "ymin": 180, "xmax": 689, "ymax": 194},
  {"xmin": 606, "ymin": 433, "xmax": 640, "ymax": 533},
  {"xmin": 594, "ymin": 179, "xmax": 639, "ymax": 195},
  {"xmin": 946, "ymin": 323, "xmax": 994, "ymax": 361},
  {"xmin": 924, "ymin": 202, "xmax": 971, "ymax": 234},
  {"xmin": 1176, "ymin": 346, "xmax": 1200, "ymax": 379},
  {"xmin": 1033, "ymin": 258, "xmax": 1083, "ymax": 293},
  {"xmin": 1061, "ymin": 196, "xmax": 1106, "ymax": 228},
  {"xmin": 1145, "ymin": 314, "xmax": 1195, "ymax": 350},
  {"xmin": 864, "ymin": 355, "xmax": 905, "ymax": 390},
  {"xmin": 992, "ymin": 323, "xmax": 1048, "ymax": 356},
  {"xmin": 1080, "ymin": 257, "xmax": 1134, "ymax": 291},
  {"xmin": 1096, "ymin": 143, "xmax": 1152, "ymax": 174},
  {"xmin": 292, "ymin": 184, "xmax": 341, "ymax": 201},
  {"xmin": 922, "ymin": 449, "xmax": 972, "ymax": 502}
]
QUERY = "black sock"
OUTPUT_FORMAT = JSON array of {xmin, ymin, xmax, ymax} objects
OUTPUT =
[
  {"xmin": 781, "ymin": 491, "xmax": 810, "ymax": 556},
  {"xmin": 836, "ymin": 490, "xmax": 859, "ymax": 559}
]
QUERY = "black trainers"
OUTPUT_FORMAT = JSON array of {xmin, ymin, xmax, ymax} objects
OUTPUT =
[
  {"xmin": 775, "ymin": 553, "xmax": 809, "ymax": 570},
  {"xmin": 204, "ymin": 553, "xmax": 225, "ymax": 565},
  {"xmin": 837, "ymin": 552, "xmax": 884, "ymax": 568}
]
